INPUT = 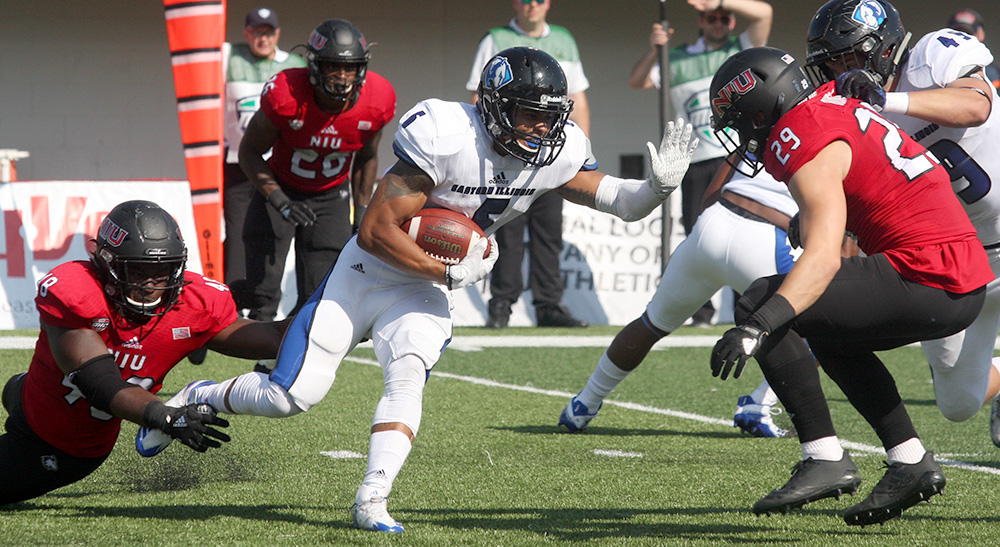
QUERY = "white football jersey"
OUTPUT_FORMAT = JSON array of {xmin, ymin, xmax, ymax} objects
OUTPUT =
[
  {"xmin": 392, "ymin": 99, "xmax": 597, "ymax": 236},
  {"xmin": 724, "ymin": 166, "xmax": 798, "ymax": 218},
  {"xmin": 891, "ymin": 29, "xmax": 1000, "ymax": 246}
]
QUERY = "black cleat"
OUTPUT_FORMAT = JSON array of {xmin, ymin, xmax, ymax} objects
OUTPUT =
[
  {"xmin": 843, "ymin": 451, "xmax": 945, "ymax": 526},
  {"xmin": 752, "ymin": 450, "xmax": 862, "ymax": 515},
  {"xmin": 188, "ymin": 347, "xmax": 208, "ymax": 365},
  {"xmin": 536, "ymin": 304, "xmax": 588, "ymax": 328}
]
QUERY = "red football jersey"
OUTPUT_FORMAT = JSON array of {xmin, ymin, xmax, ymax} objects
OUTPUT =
[
  {"xmin": 260, "ymin": 68, "xmax": 396, "ymax": 194},
  {"xmin": 22, "ymin": 261, "xmax": 238, "ymax": 457},
  {"xmin": 764, "ymin": 83, "xmax": 992, "ymax": 293}
]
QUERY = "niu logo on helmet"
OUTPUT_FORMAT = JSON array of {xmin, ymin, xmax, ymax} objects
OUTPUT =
[
  {"xmin": 97, "ymin": 217, "xmax": 127, "ymax": 247},
  {"xmin": 712, "ymin": 69, "xmax": 758, "ymax": 118}
]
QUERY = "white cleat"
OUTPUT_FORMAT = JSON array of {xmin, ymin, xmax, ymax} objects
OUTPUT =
[
  {"xmin": 135, "ymin": 380, "xmax": 217, "ymax": 457},
  {"xmin": 558, "ymin": 392, "xmax": 601, "ymax": 433},
  {"xmin": 734, "ymin": 395, "xmax": 788, "ymax": 438},
  {"xmin": 351, "ymin": 496, "xmax": 404, "ymax": 533}
]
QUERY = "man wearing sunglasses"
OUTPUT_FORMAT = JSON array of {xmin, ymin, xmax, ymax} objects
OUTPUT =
[
  {"xmin": 466, "ymin": 0, "xmax": 591, "ymax": 330},
  {"xmin": 629, "ymin": 0, "xmax": 772, "ymax": 331}
]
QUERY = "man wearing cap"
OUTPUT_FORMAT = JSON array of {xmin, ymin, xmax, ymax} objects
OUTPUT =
[
  {"xmin": 948, "ymin": 8, "xmax": 1000, "ymax": 89},
  {"xmin": 223, "ymin": 7, "xmax": 306, "ymax": 315}
]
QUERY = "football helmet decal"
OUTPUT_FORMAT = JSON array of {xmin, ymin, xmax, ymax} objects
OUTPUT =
[
  {"xmin": 710, "ymin": 47, "xmax": 814, "ymax": 176},
  {"xmin": 306, "ymin": 19, "xmax": 370, "ymax": 103},
  {"xmin": 89, "ymin": 200, "xmax": 188, "ymax": 322},
  {"xmin": 477, "ymin": 47, "xmax": 573, "ymax": 167},
  {"xmin": 805, "ymin": 0, "xmax": 911, "ymax": 87}
]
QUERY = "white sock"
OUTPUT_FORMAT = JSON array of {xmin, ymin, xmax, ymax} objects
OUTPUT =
[
  {"xmin": 200, "ymin": 372, "xmax": 300, "ymax": 418},
  {"xmin": 577, "ymin": 352, "xmax": 630, "ymax": 409},
  {"xmin": 356, "ymin": 430, "xmax": 412, "ymax": 503},
  {"xmin": 886, "ymin": 437, "xmax": 926, "ymax": 465},
  {"xmin": 800, "ymin": 436, "xmax": 844, "ymax": 461},
  {"xmin": 750, "ymin": 381, "xmax": 779, "ymax": 407}
]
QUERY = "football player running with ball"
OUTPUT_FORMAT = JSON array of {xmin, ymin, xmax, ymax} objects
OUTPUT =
[
  {"xmin": 156, "ymin": 47, "xmax": 698, "ymax": 532},
  {"xmin": 0, "ymin": 201, "xmax": 287, "ymax": 506},
  {"xmin": 708, "ymin": 47, "xmax": 991, "ymax": 525},
  {"xmin": 743, "ymin": 0, "xmax": 1000, "ymax": 448}
]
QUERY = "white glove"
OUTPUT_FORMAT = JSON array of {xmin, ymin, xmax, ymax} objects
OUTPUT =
[
  {"xmin": 645, "ymin": 118, "xmax": 699, "ymax": 198},
  {"xmin": 445, "ymin": 236, "xmax": 499, "ymax": 290}
]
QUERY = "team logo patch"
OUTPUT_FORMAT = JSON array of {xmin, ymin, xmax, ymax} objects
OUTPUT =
[
  {"xmin": 289, "ymin": 119, "xmax": 304, "ymax": 130},
  {"xmin": 358, "ymin": 120, "xmax": 372, "ymax": 131},
  {"xmin": 711, "ymin": 69, "xmax": 758, "ymax": 118},
  {"xmin": 41, "ymin": 455, "xmax": 59, "ymax": 472},
  {"xmin": 307, "ymin": 30, "xmax": 328, "ymax": 50},
  {"xmin": 852, "ymin": 0, "xmax": 887, "ymax": 30},
  {"xmin": 172, "ymin": 327, "xmax": 191, "ymax": 340},
  {"xmin": 92, "ymin": 318, "xmax": 110, "ymax": 332},
  {"xmin": 483, "ymin": 56, "xmax": 514, "ymax": 91}
]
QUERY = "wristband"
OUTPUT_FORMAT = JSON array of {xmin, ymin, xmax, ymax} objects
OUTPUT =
[
  {"xmin": 142, "ymin": 400, "xmax": 170, "ymax": 429},
  {"xmin": 746, "ymin": 293, "xmax": 797, "ymax": 334},
  {"xmin": 882, "ymin": 92, "xmax": 909, "ymax": 114},
  {"xmin": 266, "ymin": 188, "xmax": 291, "ymax": 209}
]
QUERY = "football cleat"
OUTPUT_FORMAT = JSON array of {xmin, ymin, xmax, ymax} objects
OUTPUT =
[
  {"xmin": 734, "ymin": 395, "xmax": 788, "ymax": 438},
  {"xmin": 351, "ymin": 496, "xmax": 404, "ymax": 533},
  {"xmin": 558, "ymin": 393, "xmax": 601, "ymax": 433},
  {"xmin": 753, "ymin": 450, "xmax": 862, "ymax": 516},
  {"xmin": 135, "ymin": 380, "xmax": 217, "ymax": 457},
  {"xmin": 843, "ymin": 451, "xmax": 945, "ymax": 526},
  {"xmin": 990, "ymin": 395, "xmax": 1000, "ymax": 449}
]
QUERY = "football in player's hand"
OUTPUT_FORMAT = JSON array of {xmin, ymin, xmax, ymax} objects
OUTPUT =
[{"xmin": 402, "ymin": 208, "xmax": 489, "ymax": 265}]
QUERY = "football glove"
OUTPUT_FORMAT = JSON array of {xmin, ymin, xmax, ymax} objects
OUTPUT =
[
  {"xmin": 446, "ymin": 236, "xmax": 499, "ymax": 290},
  {"xmin": 787, "ymin": 213, "xmax": 801, "ymax": 249},
  {"xmin": 710, "ymin": 324, "xmax": 767, "ymax": 380},
  {"xmin": 835, "ymin": 69, "xmax": 886, "ymax": 110},
  {"xmin": 143, "ymin": 401, "xmax": 231, "ymax": 453},
  {"xmin": 267, "ymin": 188, "xmax": 317, "ymax": 227},
  {"xmin": 646, "ymin": 118, "xmax": 699, "ymax": 198}
]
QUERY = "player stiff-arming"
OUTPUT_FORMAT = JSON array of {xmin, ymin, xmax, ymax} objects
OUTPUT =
[{"xmin": 172, "ymin": 47, "xmax": 698, "ymax": 532}]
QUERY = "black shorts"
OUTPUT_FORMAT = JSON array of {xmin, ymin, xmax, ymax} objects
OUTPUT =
[{"xmin": 0, "ymin": 373, "xmax": 108, "ymax": 506}]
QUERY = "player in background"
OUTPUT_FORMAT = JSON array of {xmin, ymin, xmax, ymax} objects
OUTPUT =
[
  {"xmin": 559, "ymin": 162, "xmax": 798, "ymax": 437},
  {"xmin": 158, "ymin": 47, "xmax": 698, "ymax": 532},
  {"xmin": 0, "ymin": 201, "xmax": 287, "ymax": 506},
  {"xmin": 240, "ymin": 19, "xmax": 396, "ymax": 320},
  {"xmin": 709, "ymin": 47, "xmax": 991, "ymax": 525},
  {"xmin": 743, "ymin": 0, "xmax": 1000, "ymax": 446}
]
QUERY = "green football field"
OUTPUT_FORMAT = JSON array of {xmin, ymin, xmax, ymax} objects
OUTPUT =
[{"xmin": 2, "ymin": 326, "xmax": 999, "ymax": 546}]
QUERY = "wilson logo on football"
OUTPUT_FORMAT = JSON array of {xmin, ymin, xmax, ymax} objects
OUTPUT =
[{"xmin": 712, "ymin": 69, "xmax": 758, "ymax": 118}]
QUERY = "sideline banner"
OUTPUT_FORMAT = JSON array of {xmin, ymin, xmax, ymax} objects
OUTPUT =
[
  {"xmin": 451, "ymin": 199, "xmax": 712, "ymax": 327},
  {"xmin": 0, "ymin": 181, "xmax": 201, "ymax": 329}
]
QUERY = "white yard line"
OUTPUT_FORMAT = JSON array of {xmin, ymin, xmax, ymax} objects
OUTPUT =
[{"xmin": 345, "ymin": 353, "xmax": 1000, "ymax": 477}]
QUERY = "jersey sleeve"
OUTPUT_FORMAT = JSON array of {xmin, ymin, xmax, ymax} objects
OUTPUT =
[
  {"xmin": 907, "ymin": 30, "xmax": 996, "ymax": 89},
  {"xmin": 392, "ymin": 100, "xmax": 471, "ymax": 185},
  {"xmin": 369, "ymin": 73, "xmax": 397, "ymax": 129},
  {"xmin": 181, "ymin": 272, "xmax": 239, "ymax": 338},
  {"xmin": 764, "ymin": 88, "xmax": 858, "ymax": 182},
  {"xmin": 35, "ymin": 262, "xmax": 106, "ymax": 330},
  {"xmin": 259, "ymin": 70, "xmax": 297, "ymax": 125}
]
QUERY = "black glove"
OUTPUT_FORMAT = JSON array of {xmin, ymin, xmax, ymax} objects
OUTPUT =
[
  {"xmin": 787, "ymin": 213, "xmax": 801, "ymax": 249},
  {"xmin": 710, "ymin": 324, "xmax": 768, "ymax": 380},
  {"xmin": 143, "ymin": 402, "xmax": 231, "ymax": 453},
  {"xmin": 835, "ymin": 69, "xmax": 886, "ymax": 110},
  {"xmin": 267, "ymin": 188, "xmax": 317, "ymax": 227}
]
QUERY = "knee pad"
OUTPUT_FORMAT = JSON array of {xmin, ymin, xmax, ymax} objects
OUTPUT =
[
  {"xmin": 735, "ymin": 275, "xmax": 783, "ymax": 324},
  {"xmin": 933, "ymin": 370, "xmax": 985, "ymax": 422},
  {"xmin": 372, "ymin": 355, "xmax": 427, "ymax": 435}
]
